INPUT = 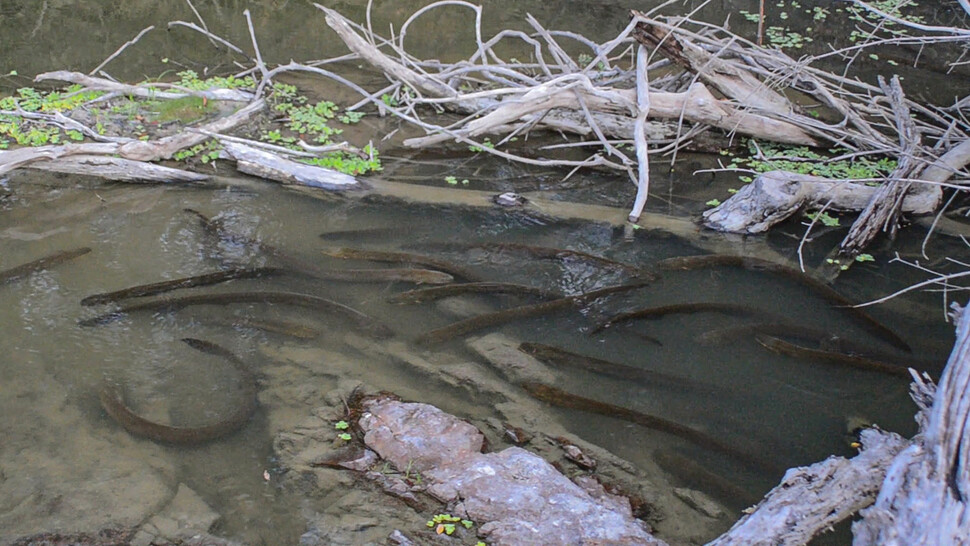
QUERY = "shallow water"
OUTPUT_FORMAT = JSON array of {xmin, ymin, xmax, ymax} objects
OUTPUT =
[{"xmin": 0, "ymin": 1, "xmax": 964, "ymax": 544}]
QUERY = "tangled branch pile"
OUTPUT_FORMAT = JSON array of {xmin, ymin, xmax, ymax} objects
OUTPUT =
[{"xmin": 306, "ymin": 1, "xmax": 970, "ymax": 262}]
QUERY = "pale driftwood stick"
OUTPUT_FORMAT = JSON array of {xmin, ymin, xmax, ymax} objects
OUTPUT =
[
  {"xmin": 167, "ymin": 20, "xmax": 248, "ymax": 56},
  {"xmin": 243, "ymin": 9, "xmax": 270, "ymax": 86},
  {"xmin": 852, "ymin": 303, "xmax": 970, "ymax": 544},
  {"xmin": 629, "ymin": 44, "xmax": 651, "ymax": 222},
  {"xmin": 707, "ymin": 428, "xmax": 909, "ymax": 546},
  {"xmin": 89, "ymin": 25, "xmax": 155, "ymax": 76},
  {"xmin": 35, "ymin": 71, "xmax": 254, "ymax": 102},
  {"xmin": 702, "ymin": 171, "xmax": 939, "ymax": 234},
  {"xmin": 319, "ymin": 5, "xmax": 459, "ymax": 100}
]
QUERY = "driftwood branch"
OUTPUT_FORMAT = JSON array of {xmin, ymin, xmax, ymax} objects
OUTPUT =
[
  {"xmin": 707, "ymin": 428, "xmax": 909, "ymax": 546},
  {"xmin": 838, "ymin": 76, "xmax": 922, "ymax": 257},
  {"xmin": 702, "ymin": 171, "xmax": 940, "ymax": 233},
  {"xmin": 852, "ymin": 303, "xmax": 970, "ymax": 544},
  {"xmin": 711, "ymin": 301, "xmax": 970, "ymax": 545}
]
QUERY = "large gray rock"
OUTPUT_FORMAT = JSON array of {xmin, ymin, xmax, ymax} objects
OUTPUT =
[
  {"xmin": 426, "ymin": 447, "xmax": 665, "ymax": 546},
  {"xmin": 359, "ymin": 399, "xmax": 485, "ymax": 472}
]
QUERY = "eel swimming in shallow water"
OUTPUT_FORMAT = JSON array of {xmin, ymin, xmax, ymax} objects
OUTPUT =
[
  {"xmin": 78, "ymin": 290, "xmax": 394, "ymax": 338},
  {"xmin": 0, "ymin": 246, "xmax": 91, "ymax": 285},
  {"xmin": 388, "ymin": 282, "xmax": 561, "ymax": 304},
  {"xmin": 415, "ymin": 281, "xmax": 651, "ymax": 345},
  {"xmin": 657, "ymin": 254, "xmax": 912, "ymax": 353},
  {"xmin": 412, "ymin": 241, "xmax": 653, "ymax": 278},
  {"xmin": 755, "ymin": 334, "xmax": 915, "ymax": 378},
  {"xmin": 592, "ymin": 302, "xmax": 785, "ymax": 334},
  {"xmin": 99, "ymin": 338, "xmax": 257, "ymax": 445},
  {"xmin": 321, "ymin": 247, "xmax": 483, "ymax": 282},
  {"xmin": 518, "ymin": 342, "xmax": 708, "ymax": 393},
  {"xmin": 521, "ymin": 382, "xmax": 779, "ymax": 474},
  {"xmin": 184, "ymin": 209, "xmax": 453, "ymax": 284},
  {"xmin": 80, "ymin": 267, "xmax": 284, "ymax": 306}
]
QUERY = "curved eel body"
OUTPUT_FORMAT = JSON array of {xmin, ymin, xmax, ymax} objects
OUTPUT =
[
  {"xmin": 100, "ymin": 338, "xmax": 257, "ymax": 445},
  {"xmin": 658, "ymin": 254, "xmax": 911, "ymax": 352},
  {"xmin": 322, "ymin": 247, "xmax": 482, "ymax": 281},
  {"xmin": 81, "ymin": 267, "xmax": 284, "ymax": 306},
  {"xmin": 79, "ymin": 290, "xmax": 393, "ymax": 338}
]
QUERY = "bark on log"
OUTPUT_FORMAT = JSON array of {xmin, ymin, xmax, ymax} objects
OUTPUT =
[
  {"xmin": 706, "ymin": 428, "xmax": 909, "ymax": 546},
  {"xmin": 852, "ymin": 303, "xmax": 970, "ymax": 545},
  {"xmin": 702, "ymin": 171, "xmax": 939, "ymax": 233}
]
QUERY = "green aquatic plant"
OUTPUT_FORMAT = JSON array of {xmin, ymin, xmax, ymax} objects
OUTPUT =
[
  {"xmin": 263, "ymin": 82, "xmax": 381, "ymax": 175},
  {"xmin": 0, "ymin": 85, "xmax": 105, "ymax": 147},
  {"xmin": 173, "ymin": 139, "xmax": 221, "ymax": 164},
  {"xmin": 805, "ymin": 211, "xmax": 840, "ymax": 227},
  {"xmin": 426, "ymin": 513, "xmax": 475, "ymax": 536}
]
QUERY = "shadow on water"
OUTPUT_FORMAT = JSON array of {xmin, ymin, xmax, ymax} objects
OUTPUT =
[{"xmin": 0, "ymin": 0, "xmax": 963, "ymax": 544}]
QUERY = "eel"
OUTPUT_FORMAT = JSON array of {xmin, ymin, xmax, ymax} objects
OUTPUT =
[
  {"xmin": 80, "ymin": 267, "xmax": 284, "ymax": 306},
  {"xmin": 698, "ymin": 322, "xmax": 840, "ymax": 346},
  {"xmin": 321, "ymin": 247, "xmax": 483, "ymax": 281},
  {"xmin": 99, "ymin": 338, "xmax": 257, "ymax": 445},
  {"xmin": 699, "ymin": 322, "xmax": 931, "ymax": 370},
  {"xmin": 518, "ymin": 342, "xmax": 708, "ymax": 393},
  {"xmin": 593, "ymin": 302, "xmax": 784, "ymax": 333},
  {"xmin": 78, "ymin": 290, "xmax": 393, "ymax": 338},
  {"xmin": 413, "ymin": 241, "xmax": 652, "ymax": 277},
  {"xmin": 755, "ymin": 334, "xmax": 913, "ymax": 378},
  {"xmin": 658, "ymin": 254, "xmax": 912, "ymax": 352},
  {"xmin": 388, "ymin": 282, "xmax": 561, "ymax": 304},
  {"xmin": 216, "ymin": 316, "xmax": 319, "ymax": 339},
  {"xmin": 0, "ymin": 246, "xmax": 91, "ymax": 285},
  {"xmin": 653, "ymin": 449, "xmax": 759, "ymax": 507},
  {"xmin": 185, "ymin": 209, "xmax": 453, "ymax": 284},
  {"xmin": 415, "ymin": 281, "xmax": 651, "ymax": 345},
  {"xmin": 521, "ymin": 382, "xmax": 778, "ymax": 474}
]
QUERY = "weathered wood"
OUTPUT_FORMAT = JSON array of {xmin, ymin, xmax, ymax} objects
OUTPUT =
[
  {"xmin": 839, "ymin": 76, "xmax": 921, "ymax": 256},
  {"xmin": 706, "ymin": 428, "xmax": 909, "ymax": 546},
  {"xmin": 631, "ymin": 14, "xmax": 794, "ymax": 116},
  {"xmin": 27, "ymin": 155, "xmax": 209, "ymax": 183},
  {"xmin": 852, "ymin": 303, "xmax": 970, "ymax": 545},
  {"xmin": 702, "ymin": 170, "xmax": 939, "ymax": 234},
  {"xmin": 221, "ymin": 141, "xmax": 362, "ymax": 190}
]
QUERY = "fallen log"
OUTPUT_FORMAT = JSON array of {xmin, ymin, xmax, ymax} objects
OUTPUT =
[{"xmin": 701, "ymin": 171, "xmax": 940, "ymax": 234}]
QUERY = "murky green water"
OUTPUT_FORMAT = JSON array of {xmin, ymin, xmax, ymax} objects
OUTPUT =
[{"xmin": 0, "ymin": 1, "xmax": 963, "ymax": 544}]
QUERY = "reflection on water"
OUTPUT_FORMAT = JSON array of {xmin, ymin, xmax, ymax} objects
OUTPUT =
[{"xmin": 0, "ymin": 170, "xmax": 953, "ymax": 543}]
